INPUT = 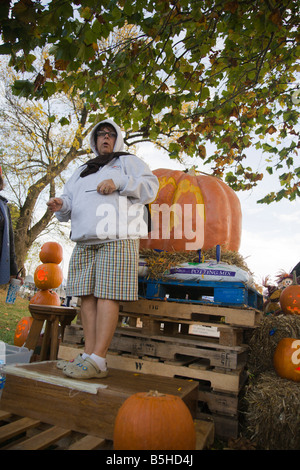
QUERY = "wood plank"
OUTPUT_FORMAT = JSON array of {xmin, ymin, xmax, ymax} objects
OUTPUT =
[
  {"xmin": 9, "ymin": 426, "xmax": 71, "ymax": 450},
  {"xmin": 0, "ymin": 417, "xmax": 40, "ymax": 444},
  {"xmin": 0, "ymin": 411, "xmax": 12, "ymax": 421},
  {"xmin": 3, "ymin": 363, "xmax": 108, "ymax": 395},
  {"xmin": 28, "ymin": 305, "xmax": 77, "ymax": 316},
  {"xmin": 68, "ymin": 435, "xmax": 106, "ymax": 450},
  {"xmin": 194, "ymin": 419, "xmax": 215, "ymax": 450},
  {"xmin": 120, "ymin": 299, "xmax": 262, "ymax": 327}
]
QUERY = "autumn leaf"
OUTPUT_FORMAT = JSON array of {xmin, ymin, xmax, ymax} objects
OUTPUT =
[{"xmin": 267, "ymin": 125, "xmax": 277, "ymax": 134}]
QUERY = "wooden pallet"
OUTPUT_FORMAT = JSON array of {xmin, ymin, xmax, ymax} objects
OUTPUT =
[
  {"xmin": 0, "ymin": 410, "xmax": 215, "ymax": 450},
  {"xmin": 0, "ymin": 410, "xmax": 110, "ymax": 450},
  {"xmin": 138, "ymin": 277, "xmax": 264, "ymax": 310},
  {"xmin": 120, "ymin": 299, "xmax": 262, "ymax": 329},
  {"xmin": 61, "ymin": 297, "xmax": 261, "ymax": 440},
  {"xmin": 64, "ymin": 298, "xmax": 262, "ymax": 350},
  {"xmin": 109, "ymin": 329, "xmax": 249, "ymax": 370},
  {"xmin": 59, "ymin": 345, "xmax": 248, "ymax": 394},
  {"xmin": 64, "ymin": 324, "xmax": 248, "ymax": 370}
]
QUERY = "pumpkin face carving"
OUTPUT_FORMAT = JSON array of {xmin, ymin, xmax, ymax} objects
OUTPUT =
[
  {"xmin": 140, "ymin": 168, "xmax": 242, "ymax": 252},
  {"xmin": 280, "ymin": 285, "xmax": 300, "ymax": 315},
  {"xmin": 34, "ymin": 263, "xmax": 63, "ymax": 290},
  {"xmin": 273, "ymin": 338, "xmax": 300, "ymax": 382},
  {"xmin": 113, "ymin": 390, "xmax": 196, "ymax": 450},
  {"xmin": 14, "ymin": 316, "xmax": 33, "ymax": 347}
]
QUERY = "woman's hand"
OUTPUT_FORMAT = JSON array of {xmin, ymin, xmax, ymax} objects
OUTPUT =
[
  {"xmin": 47, "ymin": 197, "xmax": 63, "ymax": 212},
  {"xmin": 97, "ymin": 179, "xmax": 117, "ymax": 195}
]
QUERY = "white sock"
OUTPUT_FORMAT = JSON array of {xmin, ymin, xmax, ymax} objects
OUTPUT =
[
  {"xmin": 82, "ymin": 352, "xmax": 90, "ymax": 360},
  {"xmin": 90, "ymin": 353, "xmax": 107, "ymax": 371}
]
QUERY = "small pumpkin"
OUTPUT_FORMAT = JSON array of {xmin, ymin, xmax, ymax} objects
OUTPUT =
[
  {"xmin": 14, "ymin": 316, "xmax": 33, "ymax": 347},
  {"xmin": 34, "ymin": 263, "xmax": 63, "ymax": 290},
  {"xmin": 140, "ymin": 168, "xmax": 242, "ymax": 252},
  {"xmin": 39, "ymin": 241, "xmax": 63, "ymax": 264},
  {"xmin": 113, "ymin": 390, "xmax": 196, "ymax": 450},
  {"xmin": 273, "ymin": 338, "xmax": 300, "ymax": 382},
  {"xmin": 29, "ymin": 289, "xmax": 61, "ymax": 306}
]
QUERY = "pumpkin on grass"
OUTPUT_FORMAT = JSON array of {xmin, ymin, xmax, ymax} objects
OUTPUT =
[
  {"xmin": 34, "ymin": 263, "xmax": 63, "ymax": 290},
  {"xmin": 273, "ymin": 338, "xmax": 300, "ymax": 382},
  {"xmin": 14, "ymin": 316, "xmax": 33, "ymax": 347},
  {"xmin": 113, "ymin": 390, "xmax": 196, "ymax": 450},
  {"xmin": 140, "ymin": 168, "xmax": 242, "ymax": 252},
  {"xmin": 39, "ymin": 241, "xmax": 63, "ymax": 264},
  {"xmin": 29, "ymin": 289, "xmax": 61, "ymax": 306}
]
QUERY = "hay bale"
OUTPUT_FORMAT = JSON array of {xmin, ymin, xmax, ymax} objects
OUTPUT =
[
  {"xmin": 244, "ymin": 371, "xmax": 300, "ymax": 450},
  {"xmin": 247, "ymin": 314, "xmax": 300, "ymax": 375},
  {"xmin": 140, "ymin": 247, "xmax": 251, "ymax": 280}
]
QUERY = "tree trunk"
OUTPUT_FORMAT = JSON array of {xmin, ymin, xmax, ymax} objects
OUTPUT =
[{"xmin": 13, "ymin": 106, "xmax": 89, "ymax": 272}]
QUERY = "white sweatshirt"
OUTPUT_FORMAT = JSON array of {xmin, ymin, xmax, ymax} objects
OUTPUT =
[{"xmin": 55, "ymin": 119, "xmax": 159, "ymax": 244}]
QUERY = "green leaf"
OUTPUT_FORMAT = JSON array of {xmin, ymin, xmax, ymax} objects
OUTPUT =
[
  {"xmin": 11, "ymin": 80, "xmax": 34, "ymax": 97},
  {"xmin": 59, "ymin": 117, "xmax": 70, "ymax": 126}
]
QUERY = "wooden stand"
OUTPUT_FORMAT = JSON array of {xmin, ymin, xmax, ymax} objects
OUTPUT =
[{"xmin": 25, "ymin": 305, "xmax": 77, "ymax": 361}]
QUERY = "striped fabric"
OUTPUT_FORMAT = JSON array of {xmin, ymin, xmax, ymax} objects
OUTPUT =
[{"xmin": 66, "ymin": 239, "xmax": 139, "ymax": 300}]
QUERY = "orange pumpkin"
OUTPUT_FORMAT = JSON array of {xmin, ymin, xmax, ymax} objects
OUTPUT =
[
  {"xmin": 140, "ymin": 168, "xmax": 242, "ymax": 252},
  {"xmin": 29, "ymin": 289, "xmax": 61, "ymax": 306},
  {"xmin": 34, "ymin": 263, "xmax": 63, "ymax": 290},
  {"xmin": 273, "ymin": 338, "xmax": 300, "ymax": 382},
  {"xmin": 39, "ymin": 241, "xmax": 63, "ymax": 264},
  {"xmin": 14, "ymin": 316, "xmax": 33, "ymax": 347},
  {"xmin": 280, "ymin": 285, "xmax": 300, "ymax": 315},
  {"xmin": 113, "ymin": 390, "xmax": 196, "ymax": 450}
]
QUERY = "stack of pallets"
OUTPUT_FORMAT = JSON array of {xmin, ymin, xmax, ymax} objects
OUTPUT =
[{"xmin": 62, "ymin": 276, "xmax": 263, "ymax": 440}]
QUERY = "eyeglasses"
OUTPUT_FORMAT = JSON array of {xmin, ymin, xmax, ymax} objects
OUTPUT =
[{"xmin": 96, "ymin": 131, "xmax": 117, "ymax": 138}]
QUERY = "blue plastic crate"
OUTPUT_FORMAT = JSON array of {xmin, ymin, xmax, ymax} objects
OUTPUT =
[{"xmin": 138, "ymin": 277, "xmax": 263, "ymax": 310}]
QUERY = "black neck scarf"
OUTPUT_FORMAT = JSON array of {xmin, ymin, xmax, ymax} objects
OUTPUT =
[{"xmin": 80, "ymin": 152, "xmax": 130, "ymax": 178}]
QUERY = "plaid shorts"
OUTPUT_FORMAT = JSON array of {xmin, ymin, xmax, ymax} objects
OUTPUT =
[{"xmin": 66, "ymin": 239, "xmax": 139, "ymax": 300}]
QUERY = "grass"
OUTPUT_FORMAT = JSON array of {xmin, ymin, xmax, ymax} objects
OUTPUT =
[{"xmin": 0, "ymin": 288, "xmax": 30, "ymax": 345}]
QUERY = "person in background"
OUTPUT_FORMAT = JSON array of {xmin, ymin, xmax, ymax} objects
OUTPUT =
[
  {"xmin": 47, "ymin": 119, "xmax": 159, "ymax": 379},
  {"xmin": 0, "ymin": 165, "xmax": 23, "ymax": 285}
]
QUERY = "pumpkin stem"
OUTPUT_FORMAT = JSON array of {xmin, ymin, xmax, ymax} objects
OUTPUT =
[
  {"xmin": 293, "ymin": 270, "xmax": 297, "ymax": 285},
  {"xmin": 147, "ymin": 390, "xmax": 165, "ymax": 397}
]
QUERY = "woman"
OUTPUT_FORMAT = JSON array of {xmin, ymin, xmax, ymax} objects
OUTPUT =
[
  {"xmin": 0, "ymin": 165, "xmax": 22, "ymax": 285},
  {"xmin": 47, "ymin": 119, "xmax": 159, "ymax": 379}
]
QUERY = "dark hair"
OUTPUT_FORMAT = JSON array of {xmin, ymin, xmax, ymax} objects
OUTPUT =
[{"xmin": 0, "ymin": 175, "xmax": 3, "ymax": 191}]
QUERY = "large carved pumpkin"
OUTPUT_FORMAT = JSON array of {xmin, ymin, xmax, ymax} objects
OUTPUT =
[
  {"xmin": 29, "ymin": 289, "xmax": 61, "ymax": 306},
  {"xmin": 39, "ymin": 242, "xmax": 63, "ymax": 264},
  {"xmin": 273, "ymin": 338, "xmax": 300, "ymax": 382},
  {"xmin": 113, "ymin": 390, "xmax": 196, "ymax": 450},
  {"xmin": 14, "ymin": 316, "xmax": 33, "ymax": 347},
  {"xmin": 140, "ymin": 168, "xmax": 242, "ymax": 252},
  {"xmin": 280, "ymin": 285, "xmax": 300, "ymax": 315},
  {"xmin": 34, "ymin": 263, "xmax": 63, "ymax": 290}
]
